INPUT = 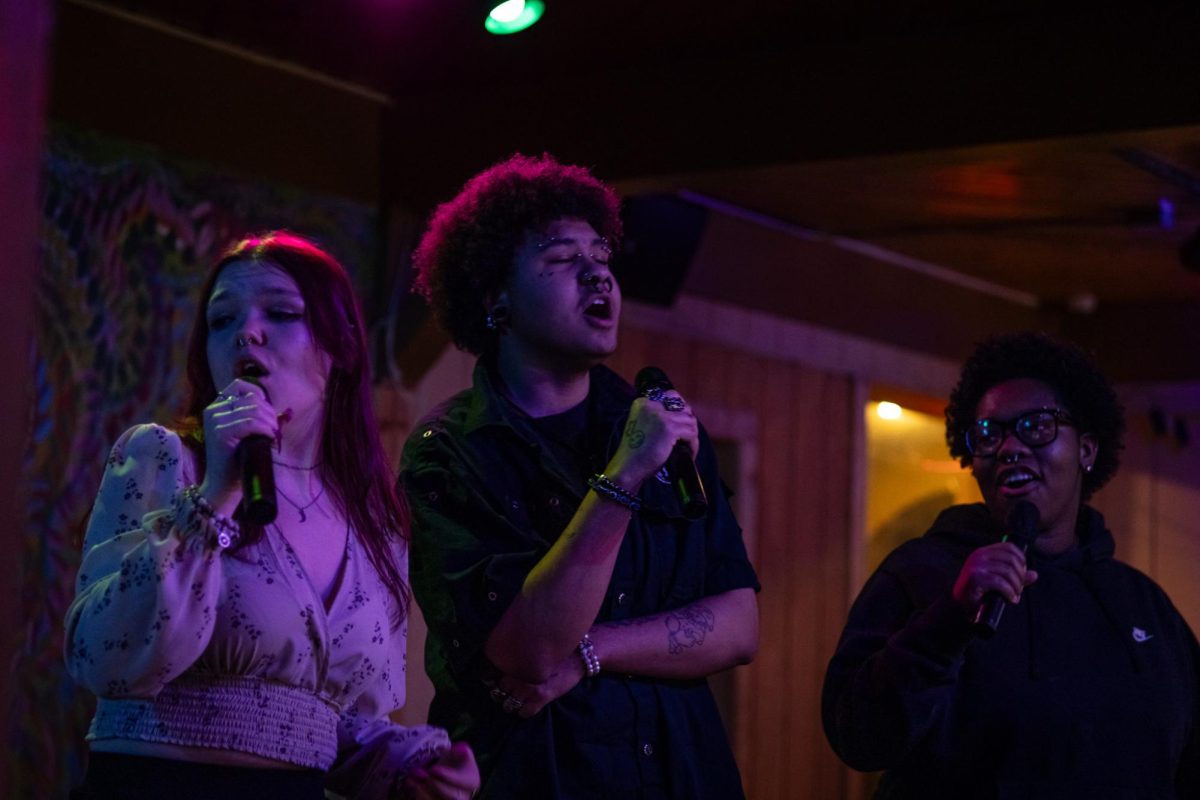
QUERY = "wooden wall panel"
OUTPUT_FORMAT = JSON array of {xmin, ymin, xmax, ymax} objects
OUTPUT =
[{"xmin": 610, "ymin": 326, "xmax": 855, "ymax": 800}]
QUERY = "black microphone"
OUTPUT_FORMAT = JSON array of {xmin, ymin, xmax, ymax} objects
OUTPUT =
[
  {"xmin": 238, "ymin": 377, "xmax": 277, "ymax": 525},
  {"xmin": 972, "ymin": 500, "xmax": 1039, "ymax": 638},
  {"xmin": 634, "ymin": 366, "xmax": 708, "ymax": 520}
]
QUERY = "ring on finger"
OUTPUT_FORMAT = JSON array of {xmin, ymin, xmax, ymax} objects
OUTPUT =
[{"xmin": 662, "ymin": 396, "xmax": 686, "ymax": 412}]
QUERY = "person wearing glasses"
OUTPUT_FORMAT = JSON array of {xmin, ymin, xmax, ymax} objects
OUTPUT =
[{"xmin": 822, "ymin": 331, "xmax": 1199, "ymax": 798}]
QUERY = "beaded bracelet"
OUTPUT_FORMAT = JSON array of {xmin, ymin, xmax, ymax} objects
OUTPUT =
[
  {"xmin": 577, "ymin": 633, "xmax": 601, "ymax": 678},
  {"xmin": 181, "ymin": 484, "xmax": 240, "ymax": 549},
  {"xmin": 587, "ymin": 473, "xmax": 641, "ymax": 511}
]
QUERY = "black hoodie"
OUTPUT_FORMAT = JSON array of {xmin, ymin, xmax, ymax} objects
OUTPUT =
[{"xmin": 823, "ymin": 504, "xmax": 1200, "ymax": 799}]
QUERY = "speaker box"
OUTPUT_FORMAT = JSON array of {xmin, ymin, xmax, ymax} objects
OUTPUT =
[{"xmin": 616, "ymin": 194, "xmax": 708, "ymax": 306}]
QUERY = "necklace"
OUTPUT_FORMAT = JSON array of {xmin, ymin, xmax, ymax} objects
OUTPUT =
[
  {"xmin": 276, "ymin": 481, "xmax": 326, "ymax": 523},
  {"xmin": 274, "ymin": 459, "xmax": 322, "ymax": 471}
]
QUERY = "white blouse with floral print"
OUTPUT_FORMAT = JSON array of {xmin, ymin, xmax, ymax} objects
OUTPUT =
[{"xmin": 65, "ymin": 423, "xmax": 449, "ymax": 796}]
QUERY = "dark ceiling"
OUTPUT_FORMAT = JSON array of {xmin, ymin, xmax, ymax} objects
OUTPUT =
[{"xmin": 54, "ymin": 0, "xmax": 1200, "ymax": 381}]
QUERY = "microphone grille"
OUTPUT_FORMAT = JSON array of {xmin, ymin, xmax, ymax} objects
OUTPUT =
[{"xmin": 635, "ymin": 366, "xmax": 672, "ymax": 395}]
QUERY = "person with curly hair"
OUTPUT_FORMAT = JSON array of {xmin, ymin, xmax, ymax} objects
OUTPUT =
[
  {"xmin": 399, "ymin": 154, "xmax": 760, "ymax": 798},
  {"xmin": 65, "ymin": 232, "xmax": 479, "ymax": 799},
  {"xmin": 823, "ymin": 331, "xmax": 1200, "ymax": 798}
]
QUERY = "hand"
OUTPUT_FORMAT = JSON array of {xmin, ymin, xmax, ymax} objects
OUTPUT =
[
  {"xmin": 404, "ymin": 741, "xmax": 480, "ymax": 800},
  {"xmin": 605, "ymin": 393, "xmax": 699, "ymax": 490},
  {"xmin": 486, "ymin": 653, "xmax": 585, "ymax": 719},
  {"xmin": 952, "ymin": 542, "xmax": 1038, "ymax": 613},
  {"xmin": 197, "ymin": 378, "xmax": 283, "ymax": 515}
]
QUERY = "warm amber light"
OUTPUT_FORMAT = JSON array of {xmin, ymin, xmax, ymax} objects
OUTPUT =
[{"xmin": 876, "ymin": 401, "xmax": 902, "ymax": 420}]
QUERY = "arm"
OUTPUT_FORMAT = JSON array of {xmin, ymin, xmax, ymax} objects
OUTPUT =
[
  {"xmin": 63, "ymin": 424, "xmax": 231, "ymax": 697},
  {"xmin": 822, "ymin": 538, "xmax": 1036, "ymax": 771},
  {"xmin": 483, "ymin": 396, "xmax": 698, "ymax": 683},
  {"xmin": 590, "ymin": 587, "xmax": 758, "ymax": 679},
  {"xmin": 326, "ymin": 549, "xmax": 478, "ymax": 800}
]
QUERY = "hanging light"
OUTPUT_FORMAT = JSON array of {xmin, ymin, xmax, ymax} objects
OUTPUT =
[{"xmin": 484, "ymin": 0, "xmax": 545, "ymax": 35}]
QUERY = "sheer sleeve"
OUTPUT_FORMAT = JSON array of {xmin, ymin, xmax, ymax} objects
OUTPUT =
[
  {"xmin": 326, "ymin": 546, "xmax": 452, "ymax": 798},
  {"xmin": 64, "ymin": 424, "xmax": 235, "ymax": 698}
]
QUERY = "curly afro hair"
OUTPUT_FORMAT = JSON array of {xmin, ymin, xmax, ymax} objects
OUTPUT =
[
  {"xmin": 412, "ymin": 153, "xmax": 623, "ymax": 355},
  {"xmin": 945, "ymin": 331, "xmax": 1125, "ymax": 500}
]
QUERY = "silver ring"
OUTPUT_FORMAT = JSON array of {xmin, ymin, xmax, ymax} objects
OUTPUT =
[{"xmin": 662, "ymin": 396, "xmax": 686, "ymax": 412}]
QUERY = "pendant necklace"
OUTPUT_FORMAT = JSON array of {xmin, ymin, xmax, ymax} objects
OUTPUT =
[{"xmin": 276, "ymin": 481, "xmax": 326, "ymax": 523}]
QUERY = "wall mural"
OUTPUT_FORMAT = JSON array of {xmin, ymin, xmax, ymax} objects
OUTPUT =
[{"xmin": 16, "ymin": 127, "xmax": 378, "ymax": 797}]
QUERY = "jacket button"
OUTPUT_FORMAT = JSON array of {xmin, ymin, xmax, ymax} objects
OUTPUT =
[
  {"xmin": 488, "ymin": 592, "xmax": 498, "ymax": 601},
  {"xmin": 548, "ymin": 496, "xmax": 560, "ymax": 508},
  {"xmin": 642, "ymin": 743, "xmax": 654, "ymax": 756},
  {"xmin": 617, "ymin": 592, "xmax": 627, "ymax": 606},
  {"xmin": 510, "ymin": 500, "xmax": 521, "ymax": 510}
]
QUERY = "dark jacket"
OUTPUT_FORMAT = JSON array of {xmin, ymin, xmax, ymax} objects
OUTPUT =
[
  {"xmin": 823, "ymin": 503, "xmax": 1200, "ymax": 800},
  {"xmin": 400, "ymin": 362, "xmax": 759, "ymax": 799}
]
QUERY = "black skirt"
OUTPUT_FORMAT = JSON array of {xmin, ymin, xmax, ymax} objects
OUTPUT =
[{"xmin": 70, "ymin": 752, "xmax": 326, "ymax": 800}]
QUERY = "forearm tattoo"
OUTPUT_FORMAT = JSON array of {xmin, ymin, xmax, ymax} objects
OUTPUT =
[
  {"xmin": 665, "ymin": 605, "xmax": 715, "ymax": 654},
  {"xmin": 623, "ymin": 419, "xmax": 646, "ymax": 449}
]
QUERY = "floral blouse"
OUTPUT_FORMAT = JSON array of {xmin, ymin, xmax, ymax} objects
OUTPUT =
[{"xmin": 64, "ymin": 424, "xmax": 449, "ymax": 796}]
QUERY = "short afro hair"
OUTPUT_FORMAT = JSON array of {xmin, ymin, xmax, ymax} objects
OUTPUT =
[
  {"xmin": 412, "ymin": 153, "xmax": 623, "ymax": 355},
  {"xmin": 945, "ymin": 331, "xmax": 1125, "ymax": 500}
]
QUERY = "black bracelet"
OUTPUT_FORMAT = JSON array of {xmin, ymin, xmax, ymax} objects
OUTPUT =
[{"xmin": 587, "ymin": 473, "xmax": 641, "ymax": 511}]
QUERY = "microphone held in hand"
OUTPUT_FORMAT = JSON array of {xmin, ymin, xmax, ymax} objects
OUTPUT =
[
  {"xmin": 973, "ymin": 500, "xmax": 1039, "ymax": 638},
  {"xmin": 240, "ymin": 435, "xmax": 277, "ymax": 524},
  {"xmin": 239, "ymin": 376, "xmax": 277, "ymax": 525},
  {"xmin": 634, "ymin": 366, "xmax": 708, "ymax": 520}
]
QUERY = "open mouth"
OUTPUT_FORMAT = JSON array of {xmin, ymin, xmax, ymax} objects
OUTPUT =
[
  {"xmin": 998, "ymin": 467, "xmax": 1039, "ymax": 492},
  {"xmin": 235, "ymin": 358, "xmax": 269, "ymax": 379},
  {"xmin": 583, "ymin": 297, "xmax": 614, "ymax": 321}
]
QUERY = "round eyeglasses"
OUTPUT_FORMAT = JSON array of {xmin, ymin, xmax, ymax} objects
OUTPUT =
[{"xmin": 965, "ymin": 408, "xmax": 1075, "ymax": 457}]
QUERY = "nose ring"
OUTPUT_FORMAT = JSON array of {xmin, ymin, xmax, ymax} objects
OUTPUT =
[{"xmin": 582, "ymin": 273, "xmax": 612, "ymax": 293}]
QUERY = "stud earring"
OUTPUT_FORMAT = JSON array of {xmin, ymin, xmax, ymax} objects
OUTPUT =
[{"xmin": 485, "ymin": 306, "xmax": 508, "ymax": 331}]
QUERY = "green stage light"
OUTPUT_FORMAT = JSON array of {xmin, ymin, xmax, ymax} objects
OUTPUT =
[{"xmin": 485, "ymin": 0, "xmax": 545, "ymax": 35}]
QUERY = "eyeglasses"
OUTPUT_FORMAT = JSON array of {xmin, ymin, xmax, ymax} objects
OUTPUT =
[{"xmin": 965, "ymin": 408, "xmax": 1075, "ymax": 457}]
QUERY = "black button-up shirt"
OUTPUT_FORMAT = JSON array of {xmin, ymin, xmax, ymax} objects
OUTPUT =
[{"xmin": 400, "ymin": 361, "xmax": 759, "ymax": 799}]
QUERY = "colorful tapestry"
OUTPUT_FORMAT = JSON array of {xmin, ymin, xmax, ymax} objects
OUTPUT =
[{"xmin": 16, "ymin": 127, "xmax": 378, "ymax": 797}]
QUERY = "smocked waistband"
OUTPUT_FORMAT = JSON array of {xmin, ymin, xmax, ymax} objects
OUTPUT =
[{"xmin": 88, "ymin": 674, "xmax": 340, "ymax": 770}]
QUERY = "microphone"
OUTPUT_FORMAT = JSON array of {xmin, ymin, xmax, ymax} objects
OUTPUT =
[
  {"xmin": 972, "ymin": 500, "xmax": 1039, "ymax": 638},
  {"xmin": 634, "ymin": 366, "xmax": 708, "ymax": 520},
  {"xmin": 238, "ymin": 377, "xmax": 277, "ymax": 525}
]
